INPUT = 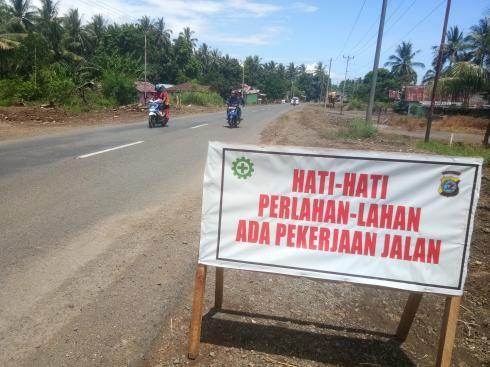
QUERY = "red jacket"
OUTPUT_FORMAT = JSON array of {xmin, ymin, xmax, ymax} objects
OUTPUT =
[{"xmin": 156, "ymin": 91, "xmax": 170, "ymax": 106}]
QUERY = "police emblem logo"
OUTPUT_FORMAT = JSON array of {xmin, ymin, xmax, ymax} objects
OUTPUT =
[{"xmin": 438, "ymin": 171, "xmax": 461, "ymax": 197}]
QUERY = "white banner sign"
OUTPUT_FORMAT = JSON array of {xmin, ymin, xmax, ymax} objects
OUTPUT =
[{"xmin": 199, "ymin": 142, "xmax": 482, "ymax": 295}]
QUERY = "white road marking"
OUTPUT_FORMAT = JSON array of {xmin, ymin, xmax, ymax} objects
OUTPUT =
[
  {"xmin": 190, "ymin": 123, "xmax": 209, "ymax": 129},
  {"xmin": 77, "ymin": 141, "xmax": 144, "ymax": 159}
]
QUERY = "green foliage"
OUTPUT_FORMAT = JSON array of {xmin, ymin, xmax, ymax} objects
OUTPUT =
[
  {"xmin": 101, "ymin": 71, "xmax": 135, "ymax": 105},
  {"xmin": 175, "ymin": 91, "xmax": 223, "ymax": 106},
  {"xmin": 346, "ymin": 98, "xmax": 366, "ymax": 110},
  {"xmin": 337, "ymin": 118, "xmax": 378, "ymax": 139},
  {"xmin": 416, "ymin": 141, "xmax": 490, "ymax": 165}
]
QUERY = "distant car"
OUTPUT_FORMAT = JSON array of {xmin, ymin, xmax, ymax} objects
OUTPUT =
[
  {"xmin": 281, "ymin": 99, "xmax": 286, "ymax": 104},
  {"xmin": 291, "ymin": 97, "xmax": 299, "ymax": 106}
]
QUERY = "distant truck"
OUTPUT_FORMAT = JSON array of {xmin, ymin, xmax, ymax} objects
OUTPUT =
[{"xmin": 290, "ymin": 97, "xmax": 299, "ymax": 106}]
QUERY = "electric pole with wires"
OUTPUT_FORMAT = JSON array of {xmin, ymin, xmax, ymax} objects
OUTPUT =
[
  {"xmin": 325, "ymin": 57, "xmax": 332, "ymax": 108},
  {"xmin": 425, "ymin": 0, "xmax": 452, "ymax": 142},
  {"xmin": 340, "ymin": 56, "xmax": 354, "ymax": 115},
  {"xmin": 366, "ymin": 0, "xmax": 388, "ymax": 122}
]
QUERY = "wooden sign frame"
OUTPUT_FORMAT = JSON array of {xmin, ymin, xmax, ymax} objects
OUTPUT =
[{"xmin": 187, "ymin": 265, "xmax": 462, "ymax": 367}]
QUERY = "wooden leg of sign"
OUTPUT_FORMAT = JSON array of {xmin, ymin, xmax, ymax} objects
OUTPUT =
[
  {"xmin": 436, "ymin": 296, "xmax": 462, "ymax": 367},
  {"xmin": 188, "ymin": 264, "xmax": 207, "ymax": 360},
  {"xmin": 214, "ymin": 267, "xmax": 224, "ymax": 309},
  {"xmin": 395, "ymin": 293, "xmax": 423, "ymax": 342}
]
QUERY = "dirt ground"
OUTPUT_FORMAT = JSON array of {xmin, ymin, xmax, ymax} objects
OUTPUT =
[
  {"xmin": 0, "ymin": 104, "xmax": 221, "ymax": 141},
  {"xmin": 144, "ymin": 105, "xmax": 489, "ymax": 367}
]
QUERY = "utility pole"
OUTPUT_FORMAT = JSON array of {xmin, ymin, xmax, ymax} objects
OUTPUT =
[
  {"xmin": 425, "ymin": 0, "xmax": 451, "ymax": 142},
  {"xmin": 325, "ymin": 57, "xmax": 332, "ymax": 108},
  {"xmin": 291, "ymin": 81, "xmax": 294, "ymax": 98},
  {"xmin": 34, "ymin": 45, "xmax": 37, "ymax": 87},
  {"xmin": 144, "ymin": 33, "xmax": 147, "ymax": 101},
  {"xmin": 340, "ymin": 55, "xmax": 353, "ymax": 115},
  {"xmin": 366, "ymin": 0, "xmax": 388, "ymax": 122},
  {"xmin": 242, "ymin": 61, "xmax": 245, "ymax": 98}
]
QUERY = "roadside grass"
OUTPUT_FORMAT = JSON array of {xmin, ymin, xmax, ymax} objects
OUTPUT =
[
  {"xmin": 336, "ymin": 118, "xmax": 378, "ymax": 139},
  {"xmin": 416, "ymin": 141, "xmax": 490, "ymax": 165},
  {"xmin": 173, "ymin": 91, "xmax": 224, "ymax": 107}
]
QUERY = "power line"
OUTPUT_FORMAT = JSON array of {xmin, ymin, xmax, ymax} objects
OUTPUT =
[
  {"xmin": 352, "ymin": 0, "xmax": 418, "ymax": 58},
  {"xmin": 348, "ymin": 0, "xmax": 405, "ymax": 55},
  {"xmin": 352, "ymin": 0, "xmax": 446, "ymax": 74},
  {"xmin": 336, "ymin": 0, "xmax": 367, "ymax": 60}
]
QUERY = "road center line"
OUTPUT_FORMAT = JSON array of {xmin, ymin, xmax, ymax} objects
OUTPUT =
[
  {"xmin": 190, "ymin": 123, "xmax": 209, "ymax": 129},
  {"xmin": 77, "ymin": 141, "xmax": 144, "ymax": 159}
]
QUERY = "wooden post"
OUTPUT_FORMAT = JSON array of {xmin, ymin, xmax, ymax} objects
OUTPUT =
[
  {"xmin": 215, "ymin": 267, "xmax": 224, "ymax": 309},
  {"xmin": 395, "ymin": 293, "xmax": 423, "ymax": 342},
  {"xmin": 436, "ymin": 296, "xmax": 462, "ymax": 367},
  {"xmin": 188, "ymin": 264, "xmax": 207, "ymax": 360}
]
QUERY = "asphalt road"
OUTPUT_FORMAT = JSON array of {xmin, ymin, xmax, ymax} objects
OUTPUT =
[{"xmin": 0, "ymin": 104, "xmax": 291, "ymax": 366}]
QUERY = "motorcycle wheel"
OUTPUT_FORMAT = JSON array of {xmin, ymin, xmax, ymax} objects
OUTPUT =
[
  {"xmin": 162, "ymin": 117, "xmax": 169, "ymax": 127},
  {"xmin": 149, "ymin": 115, "xmax": 155, "ymax": 128}
]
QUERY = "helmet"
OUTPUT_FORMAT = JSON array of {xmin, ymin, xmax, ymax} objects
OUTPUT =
[{"xmin": 155, "ymin": 84, "xmax": 166, "ymax": 92}]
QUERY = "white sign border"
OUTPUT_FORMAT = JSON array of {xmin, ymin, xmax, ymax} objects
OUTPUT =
[{"xmin": 200, "ymin": 142, "xmax": 482, "ymax": 296}]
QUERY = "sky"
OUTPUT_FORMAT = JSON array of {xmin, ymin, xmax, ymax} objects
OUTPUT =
[{"xmin": 33, "ymin": 0, "xmax": 490, "ymax": 84}]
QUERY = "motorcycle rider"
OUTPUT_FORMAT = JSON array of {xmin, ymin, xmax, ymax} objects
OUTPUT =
[
  {"xmin": 155, "ymin": 84, "xmax": 170, "ymax": 120},
  {"xmin": 226, "ymin": 90, "xmax": 244, "ymax": 120}
]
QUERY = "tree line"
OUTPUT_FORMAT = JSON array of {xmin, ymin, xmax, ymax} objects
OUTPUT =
[{"xmin": 0, "ymin": 0, "xmax": 331, "ymax": 108}]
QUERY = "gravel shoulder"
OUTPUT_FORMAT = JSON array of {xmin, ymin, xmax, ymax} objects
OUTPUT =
[{"xmin": 145, "ymin": 105, "xmax": 489, "ymax": 367}]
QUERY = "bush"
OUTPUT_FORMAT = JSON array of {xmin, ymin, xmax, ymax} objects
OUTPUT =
[
  {"xmin": 347, "ymin": 99, "xmax": 366, "ymax": 110},
  {"xmin": 101, "ymin": 71, "xmax": 136, "ymax": 105},
  {"xmin": 338, "ymin": 118, "xmax": 378, "ymax": 139},
  {"xmin": 416, "ymin": 141, "xmax": 490, "ymax": 165},
  {"xmin": 175, "ymin": 91, "xmax": 224, "ymax": 106}
]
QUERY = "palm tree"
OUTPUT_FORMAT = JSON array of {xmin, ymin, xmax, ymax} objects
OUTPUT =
[
  {"xmin": 444, "ymin": 26, "xmax": 469, "ymax": 66},
  {"xmin": 36, "ymin": 0, "xmax": 63, "ymax": 57},
  {"xmin": 88, "ymin": 14, "xmax": 106, "ymax": 47},
  {"xmin": 154, "ymin": 17, "xmax": 171, "ymax": 44},
  {"xmin": 384, "ymin": 41, "xmax": 425, "ymax": 84},
  {"xmin": 422, "ymin": 69, "xmax": 435, "ymax": 85},
  {"xmin": 181, "ymin": 27, "xmax": 197, "ymax": 49},
  {"xmin": 138, "ymin": 15, "xmax": 151, "ymax": 33},
  {"xmin": 468, "ymin": 16, "xmax": 490, "ymax": 67},
  {"xmin": 7, "ymin": 0, "xmax": 35, "ymax": 32},
  {"xmin": 0, "ymin": 32, "xmax": 22, "ymax": 50},
  {"xmin": 287, "ymin": 62, "xmax": 296, "ymax": 82},
  {"xmin": 63, "ymin": 8, "xmax": 92, "ymax": 56},
  {"xmin": 438, "ymin": 61, "xmax": 490, "ymax": 106}
]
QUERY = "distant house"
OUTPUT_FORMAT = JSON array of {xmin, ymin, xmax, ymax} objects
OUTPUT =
[
  {"xmin": 167, "ymin": 82, "xmax": 212, "ymax": 93},
  {"xmin": 134, "ymin": 81, "xmax": 156, "ymax": 103},
  {"xmin": 234, "ymin": 84, "xmax": 262, "ymax": 104}
]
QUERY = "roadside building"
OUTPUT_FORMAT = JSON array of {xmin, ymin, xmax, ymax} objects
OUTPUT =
[
  {"xmin": 134, "ymin": 81, "xmax": 156, "ymax": 103},
  {"xmin": 167, "ymin": 82, "xmax": 212, "ymax": 93},
  {"xmin": 234, "ymin": 84, "xmax": 262, "ymax": 104}
]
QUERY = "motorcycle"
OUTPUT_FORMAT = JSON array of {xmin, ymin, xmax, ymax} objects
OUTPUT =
[
  {"xmin": 226, "ymin": 104, "xmax": 241, "ymax": 128},
  {"xmin": 148, "ymin": 100, "xmax": 169, "ymax": 128}
]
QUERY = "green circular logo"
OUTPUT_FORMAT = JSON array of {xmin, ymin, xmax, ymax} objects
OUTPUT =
[{"xmin": 232, "ymin": 157, "xmax": 254, "ymax": 179}]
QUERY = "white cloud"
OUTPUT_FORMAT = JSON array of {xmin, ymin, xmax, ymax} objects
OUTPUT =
[{"xmin": 31, "ymin": 0, "xmax": 316, "ymax": 49}]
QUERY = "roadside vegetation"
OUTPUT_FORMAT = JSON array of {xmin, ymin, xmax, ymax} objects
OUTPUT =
[
  {"xmin": 0, "ymin": 0, "xmax": 331, "ymax": 109},
  {"xmin": 416, "ymin": 141, "xmax": 490, "ymax": 165},
  {"xmin": 337, "ymin": 118, "xmax": 378, "ymax": 139}
]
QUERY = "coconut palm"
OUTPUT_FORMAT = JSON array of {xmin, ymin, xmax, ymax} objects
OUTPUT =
[
  {"xmin": 384, "ymin": 41, "xmax": 425, "ymax": 84},
  {"xmin": 36, "ymin": 0, "xmax": 63, "ymax": 57},
  {"xmin": 87, "ymin": 14, "xmax": 106, "ymax": 47},
  {"xmin": 444, "ymin": 26, "xmax": 469, "ymax": 66},
  {"xmin": 138, "ymin": 15, "xmax": 151, "ymax": 33},
  {"xmin": 63, "ymin": 8, "xmax": 92, "ymax": 56},
  {"xmin": 422, "ymin": 69, "xmax": 435, "ymax": 85},
  {"xmin": 153, "ymin": 17, "xmax": 172, "ymax": 46},
  {"xmin": 438, "ymin": 61, "xmax": 490, "ymax": 106},
  {"xmin": 181, "ymin": 27, "xmax": 197, "ymax": 49},
  {"xmin": 468, "ymin": 16, "xmax": 490, "ymax": 67},
  {"xmin": 7, "ymin": 0, "xmax": 35, "ymax": 32}
]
